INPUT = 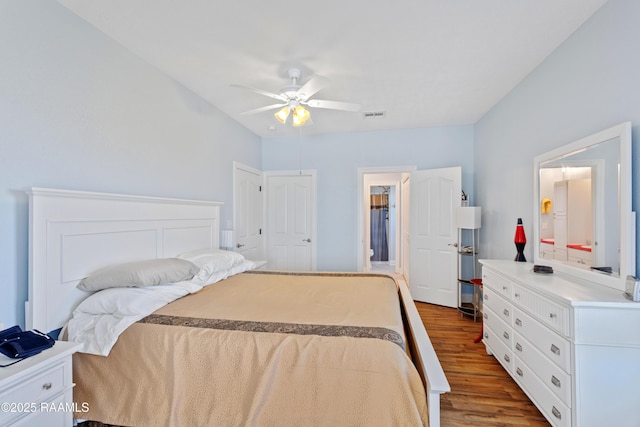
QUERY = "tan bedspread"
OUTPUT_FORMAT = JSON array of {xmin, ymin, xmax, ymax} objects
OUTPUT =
[{"xmin": 73, "ymin": 272, "xmax": 428, "ymax": 426}]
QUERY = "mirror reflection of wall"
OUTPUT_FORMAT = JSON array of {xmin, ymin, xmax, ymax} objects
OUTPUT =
[
  {"xmin": 537, "ymin": 134, "xmax": 622, "ymax": 277},
  {"xmin": 539, "ymin": 166, "xmax": 593, "ymax": 267},
  {"xmin": 553, "ymin": 177, "xmax": 592, "ymax": 265}
]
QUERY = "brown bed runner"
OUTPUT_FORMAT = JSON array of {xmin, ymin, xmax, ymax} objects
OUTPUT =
[{"xmin": 138, "ymin": 313, "xmax": 406, "ymax": 350}]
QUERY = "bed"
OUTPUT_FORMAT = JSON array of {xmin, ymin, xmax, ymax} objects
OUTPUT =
[{"xmin": 25, "ymin": 187, "xmax": 450, "ymax": 426}]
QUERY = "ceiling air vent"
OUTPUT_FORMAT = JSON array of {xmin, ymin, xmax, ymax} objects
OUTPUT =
[{"xmin": 362, "ymin": 111, "xmax": 385, "ymax": 119}]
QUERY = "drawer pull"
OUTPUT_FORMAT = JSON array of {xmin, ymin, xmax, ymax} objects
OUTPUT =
[
  {"xmin": 515, "ymin": 342, "xmax": 522, "ymax": 352},
  {"xmin": 503, "ymin": 308, "xmax": 509, "ymax": 317},
  {"xmin": 503, "ymin": 354, "xmax": 510, "ymax": 363},
  {"xmin": 515, "ymin": 318, "xmax": 522, "ymax": 327},
  {"xmin": 514, "ymin": 293, "xmax": 520, "ymax": 298},
  {"xmin": 552, "ymin": 406, "xmax": 562, "ymax": 420},
  {"xmin": 484, "ymin": 294, "xmax": 489, "ymax": 300},
  {"xmin": 503, "ymin": 331, "xmax": 510, "ymax": 340},
  {"xmin": 516, "ymin": 367, "xmax": 523, "ymax": 377},
  {"xmin": 483, "ymin": 313, "xmax": 488, "ymax": 320},
  {"xmin": 550, "ymin": 344, "xmax": 561, "ymax": 356},
  {"xmin": 502, "ymin": 286, "xmax": 508, "ymax": 291},
  {"xmin": 42, "ymin": 382, "xmax": 52, "ymax": 390},
  {"xmin": 549, "ymin": 312, "xmax": 557, "ymax": 319},
  {"xmin": 484, "ymin": 332, "xmax": 489, "ymax": 339},
  {"xmin": 551, "ymin": 375, "xmax": 561, "ymax": 388}
]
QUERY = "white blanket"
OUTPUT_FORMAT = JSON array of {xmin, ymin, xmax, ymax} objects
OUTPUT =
[
  {"xmin": 66, "ymin": 282, "xmax": 196, "ymax": 356},
  {"xmin": 67, "ymin": 256, "xmax": 256, "ymax": 356}
]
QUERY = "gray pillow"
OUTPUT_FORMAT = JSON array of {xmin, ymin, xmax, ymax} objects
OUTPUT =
[{"xmin": 78, "ymin": 258, "xmax": 200, "ymax": 291}]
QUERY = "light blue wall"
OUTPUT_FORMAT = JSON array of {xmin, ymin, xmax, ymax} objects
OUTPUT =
[
  {"xmin": 475, "ymin": 0, "xmax": 640, "ymax": 271},
  {"xmin": 0, "ymin": 1, "xmax": 261, "ymax": 327},
  {"xmin": 262, "ymin": 126, "xmax": 475, "ymax": 271},
  {"xmin": 4, "ymin": 0, "xmax": 636, "ymax": 330}
]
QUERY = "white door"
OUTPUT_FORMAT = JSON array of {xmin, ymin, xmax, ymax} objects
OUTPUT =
[
  {"xmin": 409, "ymin": 167, "xmax": 461, "ymax": 307},
  {"xmin": 234, "ymin": 163, "xmax": 263, "ymax": 260},
  {"xmin": 266, "ymin": 173, "xmax": 315, "ymax": 271},
  {"xmin": 401, "ymin": 176, "xmax": 411, "ymax": 282}
]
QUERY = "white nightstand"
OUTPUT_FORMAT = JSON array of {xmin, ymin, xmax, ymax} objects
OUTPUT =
[{"xmin": 0, "ymin": 341, "xmax": 82, "ymax": 427}]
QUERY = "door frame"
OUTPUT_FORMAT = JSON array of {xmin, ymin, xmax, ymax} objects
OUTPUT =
[
  {"xmin": 357, "ymin": 166, "xmax": 416, "ymax": 272},
  {"xmin": 264, "ymin": 169, "xmax": 318, "ymax": 271},
  {"xmin": 233, "ymin": 161, "xmax": 264, "ymax": 258}
]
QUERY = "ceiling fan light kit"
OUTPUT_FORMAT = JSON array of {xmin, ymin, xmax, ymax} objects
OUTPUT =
[
  {"xmin": 292, "ymin": 105, "xmax": 310, "ymax": 127},
  {"xmin": 274, "ymin": 106, "xmax": 290, "ymax": 124},
  {"xmin": 233, "ymin": 67, "xmax": 361, "ymax": 127},
  {"xmin": 274, "ymin": 98, "xmax": 311, "ymax": 126}
]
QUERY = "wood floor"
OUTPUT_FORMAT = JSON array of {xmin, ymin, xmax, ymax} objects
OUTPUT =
[{"xmin": 415, "ymin": 302, "xmax": 550, "ymax": 427}]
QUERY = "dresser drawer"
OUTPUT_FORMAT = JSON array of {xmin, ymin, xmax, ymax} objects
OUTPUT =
[
  {"xmin": 484, "ymin": 305, "xmax": 513, "ymax": 349},
  {"xmin": 11, "ymin": 392, "xmax": 69, "ymax": 427},
  {"xmin": 484, "ymin": 323, "xmax": 514, "ymax": 374},
  {"xmin": 513, "ymin": 331, "xmax": 572, "ymax": 406},
  {"xmin": 482, "ymin": 269, "xmax": 512, "ymax": 299},
  {"xmin": 513, "ymin": 357, "xmax": 572, "ymax": 427},
  {"xmin": 483, "ymin": 287, "xmax": 513, "ymax": 326},
  {"xmin": 512, "ymin": 283, "xmax": 570, "ymax": 336},
  {"xmin": 513, "ymin": 306, "xmax": 571, "ymax": 372},
  {"xmin": 0, "ymin": 360, "xmax": 67, "ymax": 419},
  {"xmin": 0, "ymin": 361, "xmax": 68, "ymax": 425}
]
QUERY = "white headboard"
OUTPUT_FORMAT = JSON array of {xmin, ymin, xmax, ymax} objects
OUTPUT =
[{"xmin": 26, "ymin": 187, "xmax": 222, "ymax": 332}]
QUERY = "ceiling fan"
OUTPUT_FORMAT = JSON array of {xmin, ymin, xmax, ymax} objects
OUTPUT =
[{"xmin": 232, "ymin": 68, "xmax": 361, "ymax": 127}]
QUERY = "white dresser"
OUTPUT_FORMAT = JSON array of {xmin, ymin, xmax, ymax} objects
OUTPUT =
[
  {"xmin": 480, "ymin": 260, "xmax": 640, "ymax": 427},
  {"xmin": 0, "ymin": 341, "xmax": 82, "ymax": 426}
]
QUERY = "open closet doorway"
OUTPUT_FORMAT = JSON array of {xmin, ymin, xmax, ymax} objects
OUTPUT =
[
  {"xmin": 357, "ymin": 167, "xmax": 415, "ymax": 274},
  {"xmin": 369, "ymin": 185, "xmax": 395, "ymax": 272},
  {"xmin": 358, "ymin": 166, "xmax": 461, "ymax": 308}
]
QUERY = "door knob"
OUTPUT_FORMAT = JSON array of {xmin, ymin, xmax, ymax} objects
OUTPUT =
[{"xmin": 302, "ymin": 238, "xmax": 311, "ymax": 242}]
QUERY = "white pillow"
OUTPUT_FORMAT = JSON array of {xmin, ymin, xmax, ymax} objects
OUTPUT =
[
  {"xmin": 179, "ymin": 248, "xmax": 257, "ymax": 286},
  {"xmin": 191, "ymin": 259, "xmax": 257, "ymax": 286},
  {"xmin": 178, "ymin": 248, "xmax": 246, "ymax": 271},
  {"xmin": 78, "ymin": 258, "xmax": 200, "ymax": 291}
]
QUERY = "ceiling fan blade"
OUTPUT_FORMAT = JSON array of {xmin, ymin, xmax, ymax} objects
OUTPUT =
[
  {"xmin": 231, "ymin": 84, "xmax": 288, "ymax": 102},
  {"xmin": 296, "ymin": 75, "xmax": 330, "ymax": 101},
  {"xmin": 240, "ymin": 103, "xmax": 287, "ymax": 115},
  {"xmin": 306, "ymin": 99, "xmax": 361, "ymax": 112}
]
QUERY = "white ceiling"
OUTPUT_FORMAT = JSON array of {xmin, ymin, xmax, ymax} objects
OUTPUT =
[{"xmin": 58, "ymin": 0, "xmax": 608, "ymax": 138}]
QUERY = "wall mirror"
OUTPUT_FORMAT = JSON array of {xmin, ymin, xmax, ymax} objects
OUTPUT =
[{"xmin": 533, "ymin": 122, "xmax": 635, "ymax": 292}]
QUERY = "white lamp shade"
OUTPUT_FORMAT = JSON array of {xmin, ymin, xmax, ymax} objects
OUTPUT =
[{"xmin": 456, "ymin": 206, "xmax": 481, "ymax": 229}]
